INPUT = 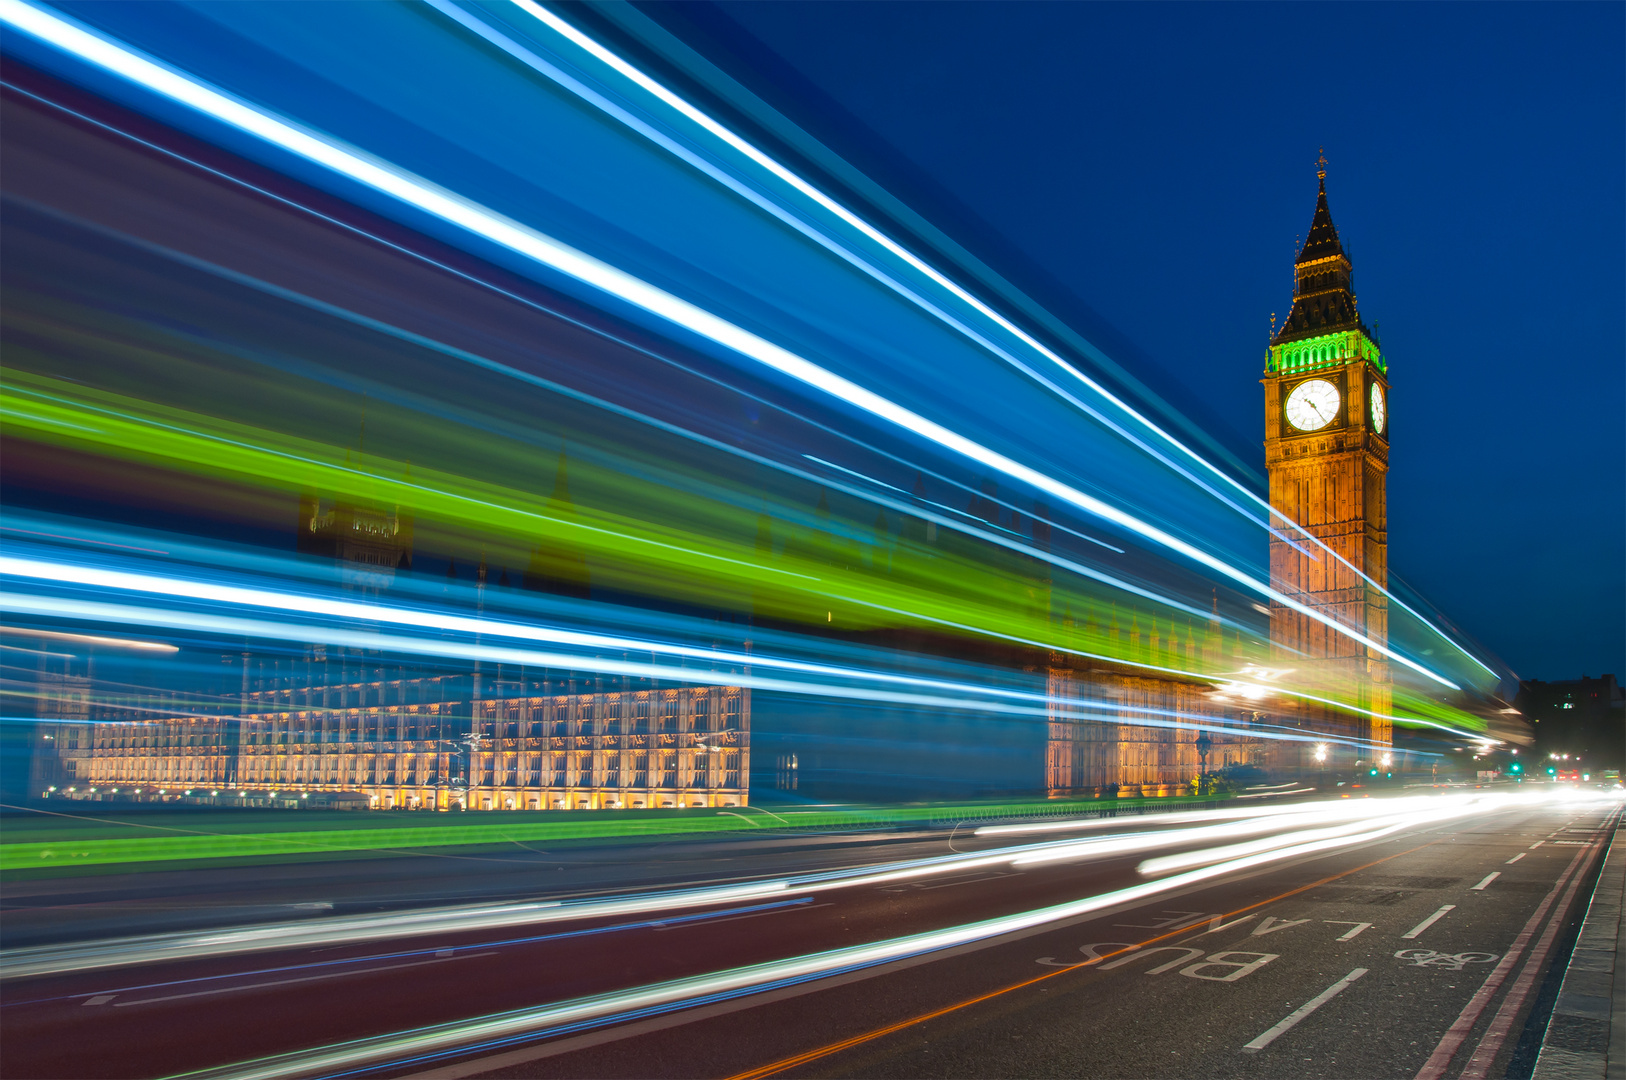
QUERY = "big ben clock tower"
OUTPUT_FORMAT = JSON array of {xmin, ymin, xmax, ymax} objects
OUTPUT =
[{"xmin": 1264, "ymin": 157, "xmax": 1392, "ymax": 753}]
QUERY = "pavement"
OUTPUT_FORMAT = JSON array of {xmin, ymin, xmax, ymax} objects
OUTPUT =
[
  {"xmin": 1534, "ymin": 822, "xmax": 1624, "ymax": 1079},
  {"xmin": 1, "ymin": 792, "xmax": 1618, "ymax": 1079}
]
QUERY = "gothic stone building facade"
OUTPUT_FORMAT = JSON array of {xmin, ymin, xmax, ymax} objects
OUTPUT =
[{"xmin": 1045, "ymin": 166, "xmax": 1393, "ymax": 794}]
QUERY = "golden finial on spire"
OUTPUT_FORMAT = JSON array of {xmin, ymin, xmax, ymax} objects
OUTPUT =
[{"xmin": 1316, "ymin": 147, "xmax": 1328, "ymax": 181}]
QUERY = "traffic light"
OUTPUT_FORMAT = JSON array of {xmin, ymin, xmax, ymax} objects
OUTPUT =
[
  {"xmin": 1369, "ymin": 768, "xmax": 1378, "ymax": 776},
  {"xmin": 1510, "ymin": 762, "xmax": 1522, "ymax": 773},
  {"xmin": 1547, "ymin": 767, "xmax": 1557, "ymax": 775}
]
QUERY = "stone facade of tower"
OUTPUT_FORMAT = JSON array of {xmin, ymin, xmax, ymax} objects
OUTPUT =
[{"xmin": 1263, "ymin": 169, "xmax": 1392, "ymax": 759}]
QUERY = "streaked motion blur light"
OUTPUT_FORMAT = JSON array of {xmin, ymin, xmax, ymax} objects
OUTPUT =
[{"xmin": 0, "ymin": 0, "xmax": 1465, "ymax": 691}]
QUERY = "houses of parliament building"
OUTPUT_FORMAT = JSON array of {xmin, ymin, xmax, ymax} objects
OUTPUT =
[
  {"xmin": 43, "ymin": 493, "xmax": 750, "ymax": 812},
  {"xmin": 37, "ymin": 169, "xmax": 1388, "ymax": 809}
]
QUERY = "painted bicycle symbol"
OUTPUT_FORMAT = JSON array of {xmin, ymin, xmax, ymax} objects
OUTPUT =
[{"xmin": 1393, "ymin": 949, "xmax": 1499, "ymax": 970}]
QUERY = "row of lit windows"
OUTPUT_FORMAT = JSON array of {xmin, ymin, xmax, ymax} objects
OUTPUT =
[
  {"xmin": 96, "ymin": 750, "xmax": 743, "ymax": 790},
  {"xmin": 88, "ymin": 690, "xmax": 744, "ymax": 750}
]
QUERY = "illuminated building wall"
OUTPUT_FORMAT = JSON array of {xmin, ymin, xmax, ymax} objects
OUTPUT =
[
  {"xmin": 65, "ymin": 472, "xmax": 748, "ymax": 811},
  {"xmin": 1043, "ymin": 616, "xmax": 1264, "ymax": 795},
  {"xmin": 75, "ymin": 668, "xmax": 748, "ymax": 811}
]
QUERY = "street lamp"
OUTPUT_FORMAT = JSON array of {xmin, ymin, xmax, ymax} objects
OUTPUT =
[
  {"xmin": 1194, "ymin": 732, "xmax": 1213, "ymax": 794},
  {"xmin": 1313, "ymin": 744, "xmax": 1328, "ymax": 763}
]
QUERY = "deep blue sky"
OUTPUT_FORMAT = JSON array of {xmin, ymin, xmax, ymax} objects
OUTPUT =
[{"xmin": 655, "ymin": 1, "xmax": 1625, "ymax": 683}]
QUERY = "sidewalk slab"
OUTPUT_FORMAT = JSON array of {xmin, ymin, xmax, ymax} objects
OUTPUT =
[{"xmin": 1534, "ymin": 820, "xmax": 1623, "ymax": 1080}]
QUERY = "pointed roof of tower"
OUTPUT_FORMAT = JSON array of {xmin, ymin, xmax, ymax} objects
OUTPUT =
[
  {"xmin": 1296, "ymin": 177, "xmax": 1345, "ymax": 264},
  {"xmin": 1273, "ymin": 151, "xmax": 1367, "ymax": 346}
]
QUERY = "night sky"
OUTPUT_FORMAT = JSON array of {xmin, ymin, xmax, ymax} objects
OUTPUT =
[{"xmin": 654, "ymin": 1, "xmax": 1625, "ymax": 683}]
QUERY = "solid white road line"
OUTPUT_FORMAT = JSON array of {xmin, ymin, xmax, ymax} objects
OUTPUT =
[
  {"xmin": 1241, "ymin": 968, "xmax": 1368, "ymax": 1052},
  {"xmin": 109, "ymin": 952, "xmax": 496, "ymax": 1007},
  {"xmin": 1471, "ymin": 873, "xmax": 1500, "ymax": 891},
  {"xmin": 1402, "ymin": 906, "xmax": 1456, "ymax": 940}
]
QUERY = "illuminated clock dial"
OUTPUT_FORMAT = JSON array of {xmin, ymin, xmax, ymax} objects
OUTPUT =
[
  {"xmin": 1370, "ymin": 383, "xmax": 1386, "ymax": 435},
  {"xmin": 1284, "ymin": 378, "xmax": 1341, "ymax": 431}
]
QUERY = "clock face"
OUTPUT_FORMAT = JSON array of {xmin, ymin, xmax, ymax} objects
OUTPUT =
[
  {"xmin": 1370, "ymin": 383, "xmax": 1386, "ymax": 435},
  {"xmin": 1284, "ymin": 378, "xmax": 1341, "ymax": 432}
]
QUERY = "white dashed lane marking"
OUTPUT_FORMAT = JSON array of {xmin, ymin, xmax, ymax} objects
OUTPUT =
[
  {"xmin": 1242, "ymin": 968, "xmax": 1368, "ymax": 1053},
  {"xmin": 1402, "ymin": 905, "xmax": 1456, "ymax": 940}
]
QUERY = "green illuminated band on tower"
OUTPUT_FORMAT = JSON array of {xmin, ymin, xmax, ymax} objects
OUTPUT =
[{"xmin": 1267, "ymin": 329, "xmax": 1384, "ymax": 376}]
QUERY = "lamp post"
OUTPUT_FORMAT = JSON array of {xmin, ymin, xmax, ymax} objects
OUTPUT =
[
  {"xmin": 431, "ymin": 731, "xmax": 487, "ymax": 810},
  {"xmin": 1194, "ymin": 732, "xmax": 1212, "ymax": 795}
]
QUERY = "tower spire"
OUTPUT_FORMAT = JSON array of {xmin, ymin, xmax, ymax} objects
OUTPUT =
[{"xmin": 1272, "ymin": 154, "xmax": 1365, "ymax": 347}]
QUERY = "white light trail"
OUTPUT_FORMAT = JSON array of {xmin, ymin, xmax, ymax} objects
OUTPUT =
[
  {"xmin": 0, "ymin": 554, "xmax": 1211, "ymax": 716},
  {"xmin": 126, "ymin": 795, "xmax": 1502, "ymax": 1080},
  {"xmin": 505, "ymin": 0, "xmax": 1496, "ymax": 682},
  {"xmin": 2, "ymin": 794, "xmax": 1503, "ymax": 984},
  {"xmin": 1136, "ymin": 819, "xmax": 1409, "ymax": 875},
  {"xmin": 0, "ymin": 0, "xmax": 1461, "ymax": 690},
  {"xmin": 0, "ymin": 625, "xmax": 177, "ymax": 652},
  {"xmin": 441, "ymin": 1, "xmax": 1274, "ymax": 539},
  {"xmin": 0, "ymin": 585, "xmax": 1368, "ymax": 749},
  {"xmin": 975, "ymin": 800, "xmax": 1353, "ymax": 837}
]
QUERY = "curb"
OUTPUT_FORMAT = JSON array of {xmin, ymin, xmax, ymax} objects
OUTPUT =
[{"xmin": 1533, "ymin": 821, "xmax": 1623, "ymax": 1080}]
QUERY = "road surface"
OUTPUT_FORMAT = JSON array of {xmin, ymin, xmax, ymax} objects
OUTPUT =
[{"xmin": 1, "ymin": 792, "xmax": 1616, "ymax": 1079}]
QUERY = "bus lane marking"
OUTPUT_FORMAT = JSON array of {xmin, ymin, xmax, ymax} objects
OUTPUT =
[
  {"xmin": 1250, "ymin": 916, "xmax": 1310, "ymax": 937},
  {"xmin": 1036, "ymin": 942, "xmax": 1278, "ymax": 982},
  {"xmin": 1114, "ymin": 910, "xmax": 1212, "ymax": 931},
  {"xmin": 1035, "ymin": 941, "xmax": 1138, "ymax": 968},
  {"xmin": 1099, "ymin": 946, "xmax": 1205, "ymax": 973},
  {"xmin": 1179, "ymin": 951, "xmax": 1277, "ymax": 982},
  {"xmin": 1324, "ymin": 920, "xmax": 1373, "ymax": 941}
]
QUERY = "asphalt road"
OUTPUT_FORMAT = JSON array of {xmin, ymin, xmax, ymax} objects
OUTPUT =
[
  {"xmin": 0, "ymin": 822, "xmax": 989, "ymax": 948},
  {"xmin": 1, "ymin": 794, "xmax": 1617, "ymax": 1080}
]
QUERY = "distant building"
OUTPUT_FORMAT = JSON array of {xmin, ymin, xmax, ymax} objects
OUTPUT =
[
  {"xmin": 1519, "ymin": 674, "xmax": 1624, "ymax": 714},
  {"xmin": 1517, "ymin": 675, "xmax": 1624, "ymax": 771},
  {"xmin": 44, "ymin": 474, "xmax": 750, "ymax": 811},
  {"xmin": 69, "ymin": 663, "xmax": 748, "ymax": 811}
]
